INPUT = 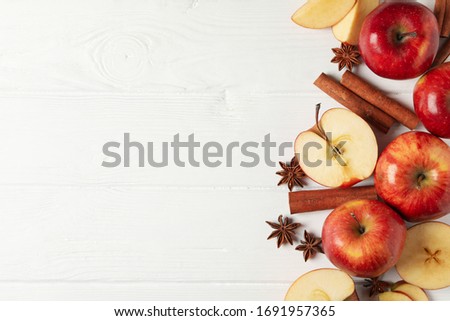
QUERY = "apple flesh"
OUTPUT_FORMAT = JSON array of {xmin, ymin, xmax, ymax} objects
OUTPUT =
[
  {"xmin": 378, "ymin": 292, "xmax": 412, "ymax": 301},
  {"xmin": 294, "ymin": 108, "xmax": 377, "ymax": 188},
  {"xmin": 359, "ymin": 2, "xmax": 439, "ymax": 79},
  {"xmin": 414, "ymin": 62, "xmax": 450, "ymax": 138},
  {"xmin": 322, "ymin": 199, "xmax": 406, "ymax": 278},
  {"xmin": 292, "ymin": 0, "xmax": 356, "ymax": 29},
  {"xmin": 396, "ymin": 222, "xmax": 450, "ymax": 290},
  {"xmin": 391, "ymin": 282, "xmax": 429, "ymax": 301},
  {"xmin": 374, "ymin": 131, "xmax": 450, "ymax": 222},
  {"xmin": 285, "ymin": 268, "xmax": 355, "ymax": 301},
  {"xmin": 332, "ymin": 0, "xmax": 379, "ymax": 45}
]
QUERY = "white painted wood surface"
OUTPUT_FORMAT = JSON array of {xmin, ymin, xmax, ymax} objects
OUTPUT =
[{"xmin": 0, "ymin": 0, "xmax": 448, "ymax": 300}]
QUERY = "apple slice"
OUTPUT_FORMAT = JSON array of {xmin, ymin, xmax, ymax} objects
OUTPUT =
[
  {"xmin": 292, "ymin": 0, "xmax": 357, "ymax": 29},
  {"xmin": 332, "ymin": 0, "xmax": 380, "ymax": 45},
  {"xmin": 391, "ymin": 282, "xmax": 429, "ymax": 301},
  {"xmin": 294, "ymin": 107, "xmax": 377, "ymax": 188},
  {"xmin": 396, "ymin": 222, "xmax": 450, "ymax": 290},
  {"xmin": 285, "ymin": 268, "xmax": 355, "ymax": 301},
  {"xmin": 378, "ymin": 292, "xmax": 412, "ymax": 301}
]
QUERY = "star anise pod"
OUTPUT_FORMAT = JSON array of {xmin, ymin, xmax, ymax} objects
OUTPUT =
[
  {"xmin": 363, "ymin": 277, "xmax": 392, "ymax": 297},
  {"xmin": 266, "ymin": 215, "xmax": 301, "ymax": 248},
  {"xmin": 276, "ymin": 156, "xmax": 305, "ymax": 191},
  {"xmin": 331, "ymin": 43, "xmax": 361, "ymax": 71},
  {"xmin": 295, "ymin": 230, "xmax": 323, "ymax": 262}
]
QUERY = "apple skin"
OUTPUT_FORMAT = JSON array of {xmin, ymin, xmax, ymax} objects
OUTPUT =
[
  {"xmin": 322, "ymin": 199, "xmax": 406, "ymax": 278},
  {"xmin": 359, "ymin": 2, "xmax": 439, "ymax": 79},
  {"xmin": 413, "ymin": 62, "xmax": 450, "ymax": 138},
  {"xmin": 374, "ymin": 131, "xmax": 450, "ymax": 222}
]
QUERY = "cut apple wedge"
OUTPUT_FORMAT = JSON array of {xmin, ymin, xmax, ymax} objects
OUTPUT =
[
  {"xmin": 285, "ymin": 268, "xmax": 355, "ymax": 301},
  {"xmin": 378, "ymin": 291, "xmax": 412, "ymax": 301},
  {"xmin": 294, "ymin": 107, "xmax": 377, "ymax": 188},
  {"xmin": 292, "ymin": 0, "xmax": 357, "ymax": 29},
  {"xmin": 391, "ymin": 282, "xmax": 429, "ymax": 301},
  {"xmin": 332, "ymin": 0, "xmax": 380, "ymax": 45},
  {"xmin": 396, "ymin": 222, "xmax": 450, "ymax": 290}
]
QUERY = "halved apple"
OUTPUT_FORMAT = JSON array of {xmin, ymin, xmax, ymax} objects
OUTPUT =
[
  {"xmin": 391, "ymin": 281, "xmax": 429, "ymax": 301},
  {"xmin": 292, "ymin": 0, "xmax": 357, "ymax": 29},
  {"xmin": 285, "ymin": 268, "xmax": 355, "ymax": 301},
  {"xmin": 378, "ymin": 291, "xmax": 412, "ymax": 301},
  {"xmin": 332, "ymin": 0, "xmax": 380, "ymax": 45},
  {"xmin": 294, "ymin": 107, "xmax": 377, "ymax": 188},
  {"xmin": 396, "ymin": 222, "xmax": 450, "ymax": 290}
]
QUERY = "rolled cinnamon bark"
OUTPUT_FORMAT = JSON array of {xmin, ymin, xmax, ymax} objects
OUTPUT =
[
  {"xmin": 341, "ymin": 71, "xmax": 419, "ymax": 130},
  {"xmin": 433, "ymin": 37, "xmax": 450, "ymax": 67},
  {"xmin": 289, "ymin": 185, "xmax": 378, "ymax": 214},
  {"xmin": 442, "ymin": 0, "xmax": 450, "ymax": 37},
  {"xmin": 314, "ymin": 73, "xmax": 395, "ymax": 133},
  {"xmin": 434, "ymin": 0, "xmax": 446, "ymax": 35}
]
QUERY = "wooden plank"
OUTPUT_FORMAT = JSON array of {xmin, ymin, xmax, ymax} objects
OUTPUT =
[
  {"xmin": 0, "ymin": 185, "xmax": 446, "ymax": 300},
  {"xmin": 0, "ymin": 282, "xmax": 290, "ymax": 300},
  {"xmin": 0, "ymin": 186, "xmax": 334, "ymax": 282},
  {"xmin": 0, "ymin": 0, "xmax": 419, "ymax": 93},
  {"xmin": 0, "ymin": 93, "xmax": 419, "ymax": 187},
  {"xmin": 0, "ymin": 186, "xmax": 448, "ymax": 283},
  {"xmin": 0, "ymin": 281, "xmax": 446, "ymax": 301},
  {"xmin": 0, "ymin": 281, "xmax": 447, "ymax": 301}
]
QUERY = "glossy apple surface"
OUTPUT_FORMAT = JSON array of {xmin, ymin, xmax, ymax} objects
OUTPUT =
[
  {"xmin": 322, "ymin": 199, "xmax": 406, "ymax": 278},
  {"xmin": 374, "ymin": 131, "xmax": 450, "ymax": 222},
  {"xmin": 359, "ymin": 2, "xmax": 439, "ymax": 79},
  {"xmin": 414, "ymin": 62, "xmax": 450, "ymax": 138}
]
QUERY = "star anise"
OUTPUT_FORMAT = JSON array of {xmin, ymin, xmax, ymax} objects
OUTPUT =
[
  {"xmin": 331, "ymin": 43, "xmax": 361, "ymax": 71},
  {"xmin": 295, "ymin": 230, "xmax": 323, "ymax": 262},
  {"xmin": 276, "ymin": 156, "xmax": 305, "ymax": 191},
  {"xmin": 266, "ymin": 215, "xmax": 301, "ymax": 248},
  {"xmin": 363, "ymin": 277, "xmax": 392, "ymax": 297}
]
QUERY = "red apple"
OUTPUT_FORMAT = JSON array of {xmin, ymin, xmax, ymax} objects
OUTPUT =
[
  {"xmin": 374, "ymin": 131, "xmax": 450, "ymax": 222},
  {"xmin": 359, "ymin": 2, "xmax": 439, "ymax": 79},
  {"xmin": 413, "ymin": 62, "xmax": 450, "ymax": 138},
  {"xmin": 322, "ymin": 199, "xmax": 406, "ymax": 278}
]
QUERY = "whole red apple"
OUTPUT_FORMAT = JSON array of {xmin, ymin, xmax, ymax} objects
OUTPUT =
[
  {"xmin": 322, "ymin": 199, "xmax": 406, "ymax": 278},
  {"xmin": 375, "ymin": 131, "xmax": 450, "ymax": 222},
  {"xmin": 359, "ymin": 2, "xmax": 439, "ymax": 79},
  {"xmin": 414, "ymin": 62, "xmax": 450, "ymax": 138}
]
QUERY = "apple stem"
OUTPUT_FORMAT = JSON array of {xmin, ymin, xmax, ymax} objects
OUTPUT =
[
  {"xmin": 397, "ymin": 31, "xmax": 417, "ymax": 42},
  {"xmin": 417, "ymin": 173, "xmax": 426, "ymax": 185},
  {"xmin": 315, "ymin": 104, "xmax": 327, "ymax": 141},
  {"xmin": 350, "ymin": 212, "xmax": 365, "ymax": 235},
  {"xmin": 315, "ymin": 104, "xmax": 344, "ymax": 159}
]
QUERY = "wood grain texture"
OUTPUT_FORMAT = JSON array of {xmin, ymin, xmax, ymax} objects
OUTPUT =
[
  {"xmin": 0, "ymin": 92, "xmax": 426, "ymax": 187},
  {"xmin": 0, "ymin": 187, "xmax": 322, "ymax": 281},
  {"xmin": 0, "ymin": 282, "xmax": 292, "ymax": 301},
  {"xmin": 0, "ymin": 0, "xmax": 430, "ymax": 94},
  {"xmin": 0, "ymin": 0, "xmax": 447, "ymax": 300}
]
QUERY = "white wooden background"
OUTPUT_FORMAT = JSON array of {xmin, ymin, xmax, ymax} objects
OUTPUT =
[{"xmin": 0, "ymin": 0, "xmax": 448, "ymax": 300}]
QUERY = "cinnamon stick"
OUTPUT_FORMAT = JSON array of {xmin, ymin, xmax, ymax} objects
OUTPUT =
[
  {"xmin": 341, "ymin": 71, "xmax": 419, "ymax": 130},
  {"xmin": 314, "ymin": 73, "xmax": 395, "ymax": 133},
  {"xmin": 289, "ymin": 185, "xmax": 378, "ymax": 214},
  {"xmin": 435, "ymin": 0, "xmax": 446, "ymax": 35},
  {"xmin": 433, "ymin": 37, "xmax": 450, "ymax": 66},
  {"xmin": 442, "ymin": 0, "xmax": 450, "ymax": 37}
]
